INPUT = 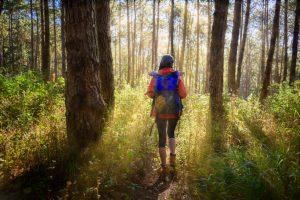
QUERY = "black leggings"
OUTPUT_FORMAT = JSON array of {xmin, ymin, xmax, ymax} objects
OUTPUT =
[{"xmin": 156, "ymin": 118, "xmax": 179, "ymax": 148}]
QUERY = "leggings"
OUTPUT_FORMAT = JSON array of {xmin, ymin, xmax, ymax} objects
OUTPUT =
[{"xmin": 156, "ymin": 118, "xmax": 179, "ymax": 148}]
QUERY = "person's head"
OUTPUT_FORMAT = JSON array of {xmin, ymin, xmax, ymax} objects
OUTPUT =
[{"xmin": 159, "ymin": 54, "xmax": 174, "ymax": 70}]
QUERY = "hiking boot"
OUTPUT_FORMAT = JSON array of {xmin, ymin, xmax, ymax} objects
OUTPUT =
[
  {"xmin": 159, "ymin": 164, "xmax": 167, "ymax": 181},
  {"xmin": 169, "ymin": 153, "xmax": 176, "ymax": 168}
]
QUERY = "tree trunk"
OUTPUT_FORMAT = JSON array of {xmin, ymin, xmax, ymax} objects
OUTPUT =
[
  {"xmin": 236, "ymin": 0, "xmax": 251, "ymax": 93},
  {"xmin": 35, "ymin": 5, "xmax": 40, "ymax": 71},
  {"xmin": 274, "ymin": 29, "xmax": 280, "ymax": 83},
  {"xmin": 205, "ymin": 0, "xmax": 212, "ymax": 93},
  {"xmin": 260, "ymin": 0, "xmax": 266, "ymax": 84},
  {"xmin": 195, "ymin": 0, "xmax": 200, "ymax": 93},
  {"xmin": 289, "ymin": 0, "xmax": 300, "ymax": 85},
  {"xmin": 64, "ymin": 0, "xmax": 107, "ymax": 151},
  {"xmin": 283, "ymin": 0, "xmax": 288, "ymax": 81},
  {"xmin": 151, "ymin": 0, "xmax": 156, "ymax": 70},
  {"xmin": 52, "ymin": 0, "xmax": 57, "ymax": 81},
  {"xmin": 228, "ymin": 0, "xmax": 242, "ymax": 94},
  {"xmin": 132, "ymin": 0, "xmax": 136, "ymax": 86},
  {"xmin": 96, "ymin": 0, "xmax": 115, "ymax": 108},
  {"xmin": 138, "ymin": 1, "xmax": 144, "ymax": 79},
  {"xmin": 61, "ymin": 0, "xmax": 66, "ymax": 78},
  {"xmin": 155, "ymin": 0, "xmax": 160, "ymax": 70},
  {"xmin": 179, "ymin": 0, "xmax": 188, "ymax": 71},
  {"xmin": 41, "ymin": 0, "xmax": 50, "ymax": 82},
  {"xmin": 209, "ymin": 0, "xmax": 229, "ymax": 153},
  {"xmin": 169, "ymin": 0, "xmax": 175, "ymax": 58},
  {"xmin": 260, "ymin": 0, "xmax": 281, "ymax": 102},
  {"xmin": 30, "ymin": 0, "xmax": 34, "ymax": 70},
  {"xmin": 126, "ymin": 0, "xmax": 131, "ymax": 84},
  {"xmin": 118, "ymin": 0, "xmax": 122, "ymax": 82},
  {"xmin": 40, "ymin": 0, "xmax": 45, "ymax": 72}
]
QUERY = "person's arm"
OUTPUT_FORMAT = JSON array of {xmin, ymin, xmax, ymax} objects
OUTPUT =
[
  {"xmin": 178, "ymin": 78, "xmax": 187, "ymax": 98},
  {"xmin": 146, "ymin": 78, "xmax": 155, "ymax": 98}
]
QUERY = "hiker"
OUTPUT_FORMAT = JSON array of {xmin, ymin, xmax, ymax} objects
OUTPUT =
[{"xmin": 146, "ymin": 55, "xmax": 187, "ymax": 181}]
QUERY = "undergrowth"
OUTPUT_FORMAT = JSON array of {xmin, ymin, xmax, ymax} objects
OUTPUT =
[{"xmin": 0, "ymin": 72, "xmax": 299, "ymax": 199}]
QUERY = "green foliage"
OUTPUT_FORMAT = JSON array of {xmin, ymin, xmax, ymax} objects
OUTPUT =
[{"xmin": 0, "ymin": 71, "xmax": 66, "ymax": 180}]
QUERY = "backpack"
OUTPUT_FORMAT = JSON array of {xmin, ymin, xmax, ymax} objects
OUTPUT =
[{"xmin": 151, "ymin": 71, "xmax": 183, "ymax": 115}]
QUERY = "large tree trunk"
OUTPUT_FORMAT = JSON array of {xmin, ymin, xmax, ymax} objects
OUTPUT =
[
  {"xmin": 61, "ymin": 1, "xmax": 66, "ymax": 78},
  {"xmin": 289, "ymin": 0, "xmax": 300, "ymax": 85},
  {"xmin": 274, "ymin": 29, "xmax": 280, "ymax": 83},
  {"xmin": 96, "ymin": 0, "xmax": 115, "ymax": 108},
  {"xmin": 126, "ymin": 0, "xmax": 131, "ymax": 84},
  {"xmin": 236, "ymin": 0, "xmax": 251, "ymax": 93},
  {"xmin": 205, "ymin": 0, "xmax": 212, "ymax": 93},
  {"xmin": 260, "ymin": 0, "xmax": 281, "ymax": 102},
  {"xmin": 283, "ymin": 0, "xmax": 288, "ymax": 81},
  {"xmin": 64, "ymin": 0, "xmax": 107, "ymax": 151},
  {"xmin": 169, "ymin": 0, "xmax": 175, "ymax": 58},
  {"xmin": 41, "ymin": 0, "xmax": 50, "ymax": 82},
  {"xmin": 227, "ymin": 0, "xmax": 242, "ymax": 94},
  {"xmin": 52, "ymin": 0, "xmax": 57, "ymax": 81},
  {"xmin": 179, "ymin": 0, "xmax": 188, "ymax": 71},
  {"xmin": 195, "ymin": 0, "xmax": 200, "ymax": 93},
  {"xmin": 209, "ymin": 0, "xmax": 229, "ymax": 153}
]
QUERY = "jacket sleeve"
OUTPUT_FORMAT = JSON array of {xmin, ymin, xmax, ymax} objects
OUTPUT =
[
  {"xmin": 178, "ymin": 78, "xmax": 187, "ymax": 98},
  {"xmin": 146, "ymin": 78, "xmax": 155, "ymax": 98}
]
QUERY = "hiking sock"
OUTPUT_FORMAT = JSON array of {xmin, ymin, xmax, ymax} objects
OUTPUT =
[
  {"xmin": 169, "ymin": 138, "xmax": 176, "ymax": 155},
  {"xmin": 159, "ymin": 147, "xmax": 167, "ymax": 167}
]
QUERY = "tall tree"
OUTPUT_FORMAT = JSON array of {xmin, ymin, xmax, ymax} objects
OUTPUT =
[
  {"xmin": 283, "ymin": 0, "xmax": 288, "ymax": 81},
  {"xmin": 118, "ymin": 0, "xmax": 122, "ymax": 82},
  {"xmin": 151, "ymin": 0, "xmax": 156, "ymax": 69},
  {"xmin": 61, "ymin": 0, "xmax": 66, "ymax": 78},
  {"xmin": 41, "ymin": 0, "xmax": 50, "ymax": 82},
  {"xmin": 169, "ymin": 0, "xmax": 175, "ymax": 58},
  {"xmin": 260, "ymin": 0, "xmax": 281, "ymax": 102},
  {"xmin": 179, "ymin": 0, "xmax": 188, "ymax": 71},
  {"xmin": 96, "ymin": 0, "xmax": 115, "ymax": 108},
  {"xmin": 126, "ymin": 0, "xmax": 131, "ymax": 84},
  {"xmin": 209, "ymin": 0, "xmax": 229, "ymax": 152},
  {"xmin": 289, "ymin": 0, "xmax": 300, "ymax": 85},
  {"xmin": 195, "ymin": 0, "xmax": 200, "ymax": 92},
  {"xmin": 260, "ymin": 0, "xmax": 266, "ymax": 84},
  {"xmin": 132, "ymin": 0, "xmax": 136, "ymax": 86},
  {"xmin": 227, "ymin": 0, "xmax": 242, "ymax": 94},
  {"xmin": 64, "ymin": 0, "xmax": 108, "ymax": 150},
  {"xmin": 30, "ymin": 0, "xmax": 34, "ymax": 69},
  {"xmin": 52, "ymin": 0, "xmax": 57, "ymax": 81},
  {"xmin": 205, "ymin": 0, "xmax": 212, "ymax": 93},
  {"xmin": 236, "ymin": 0, "xmax": 251, "ymax": 92},
  {"xmin": 155, "ymin": 0, "xmax": 160, "ymax": 70}
]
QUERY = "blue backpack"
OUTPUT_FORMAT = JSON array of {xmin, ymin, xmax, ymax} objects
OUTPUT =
[{"xmin": 151, "ymin": 71, "xmax": 183, "ymax": 115}]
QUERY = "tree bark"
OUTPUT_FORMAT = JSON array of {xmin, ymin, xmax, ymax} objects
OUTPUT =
[
  {"xmin": 209, "ymin": 0, "xmax": 229, "ymax": 153},
  {"xmin": 260, "ymin": 0, "xmax": 266, "ymax": 84},
  {"xmin": 96, "ymin": 0, "xmax": 115, "ymax": 108},
  {"xmin": 151, "ymin": 0, "xmax": 156, "ymax": 70},
  {"xmin": 260, "ymin": 0, "xmax": 281, "ymax": 102},
  {"xmin": 132, "ymin": 0, "xmax": 136, "ymax": 86},
  {"xmin": 283, "ymin": 0, "xmax": 288, "ymax": 81},
  {"xmin": 195, "ymin": 0, "xmax": 200, "ymax": 93},
  {"xmin": 227, "ymin": 0, "xmax": 242, "ymax": 94},
  {"xmin": 126, "ymin": 0, "xmax": 131, "ymax": 84},
  {"xmin": 41, "ymin": 0, "xmax": 50, "ymax": 82},
  {"xmin": 169, "ymin": 0, "xmax": 175, "ymax": 58},
  {"xmin": 236, "ymin": 0, "xmax": 251, "ymax": 93},
  {"xmin": 61, "ymin": 0, "xmax": 66, "ymax": 78},
  {"xmin": 274, "ymin": 29, "xmax": 280, "ymax": 83},
  {"xmin": 52, "ymin": 0, "xmax": 57, "ymax": 81},
  {"xmin": 179, "ymin": 0, "xmax": 188, "ymax": 71},
  {"xmin": 64, "ymin": 0, "xmax": 107, "ymax": 151},
  {"xmin": 118, "ymin": 0, "xmax": 122, "ymax": 82},
  {"xmin": 205, "ymin": 0, "xmax": 212, "ymax": 93},
  {"xmin": 30, "ymin": 0, "xmax": 34, "ymax": 70},
  {"xmin": 289, "ymin": 0, "xmax": 300, "ymax": 85}
]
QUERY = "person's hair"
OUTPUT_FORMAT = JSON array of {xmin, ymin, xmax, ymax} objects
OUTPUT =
[{"xmin": 159, "ymin": 55, "xmax": 174, "ymax": 70}]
